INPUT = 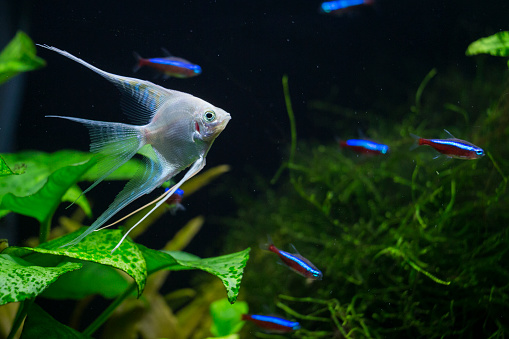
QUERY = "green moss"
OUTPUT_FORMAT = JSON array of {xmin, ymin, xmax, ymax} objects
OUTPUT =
[{"xmin": 224, "ymin": 64, "xmax": 509, "ymax": 337}]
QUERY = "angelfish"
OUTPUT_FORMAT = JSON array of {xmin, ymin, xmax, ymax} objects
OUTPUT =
[{"xmin": 37, "ymin": 45, "xmax": 231, "ymax": 252}]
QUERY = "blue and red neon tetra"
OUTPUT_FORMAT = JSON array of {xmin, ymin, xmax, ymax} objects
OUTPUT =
[{"xmin": 410, "ymin": 130, "xmax": 484, "ymax": 160}]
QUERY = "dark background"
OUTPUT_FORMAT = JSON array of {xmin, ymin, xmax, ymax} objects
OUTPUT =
[
  {"xmin": 1, "ymin": 0, "xmax": 508, "ymax": 333},
  {"xmin": 2, "ymin": 0, "xmax": 508, "ymax": 260}
]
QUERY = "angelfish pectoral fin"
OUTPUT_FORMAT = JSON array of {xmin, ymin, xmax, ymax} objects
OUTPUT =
[
  {"xmin": 110, "ymin": 157, "xmax": 206, "ymax": 254},
  {"xmin": 61, "ymin": 156, "xmax": 168, "ymax": 248}
]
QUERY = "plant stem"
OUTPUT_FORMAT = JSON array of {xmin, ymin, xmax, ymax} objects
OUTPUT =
[
  {"xmin": 7, "ymin": 299, "xmax": 34, "ymax": 339},
  {"xmin": 414, "ymin": 68, "xmax": 437, "ymax": 115},
  {"xmin": 276, "ymin": 302, "xmax": 329, "ymax": 322},
  {"xmin": 39, "ymin": 216, "xmax": 51, "ymax": 244},
  {"xmin": 271, "ymin": 74, "xmax": 297, "ymax": 184},
  {"xmin": 83, "ymin": 282, "xmax": 136, "ymax": 336},
  {"xmin": 282, "ymin": 74, "xmax": 297, "ymax": 171}
]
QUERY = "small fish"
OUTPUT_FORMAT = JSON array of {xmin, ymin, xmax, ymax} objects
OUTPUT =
[
  {"xmin": 264, "ymin": 237, "xmax": 323, "ymax": 280},
  {"xmin": 410, "ymin": 130, "xmax": 484, "ymax": 160},
  {"xmin": 165, "ymin": 187, "xmax": 185, "ymax": 214},
  {"xmin": 338, "ymin": 138, "xmax": 389, "ymax": 155},
  {"xmin": 133, "ymin": 49, "xmax": 202, "ymax": 79},
  {"xmin": 320, "ymin": 0, "xmax": 374, "ymax": 14},
  {"xmin": 241, "ymin": 314, "xmax": 301, "ymax": 333},
  {"xmin": 37, "ymin": 45, "xmax": 230, "ymax": 252}
]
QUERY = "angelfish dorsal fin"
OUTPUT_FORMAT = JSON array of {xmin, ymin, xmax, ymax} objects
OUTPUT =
[{"xmin": 37, "ymin": 45, "xmax": 182, "ymax": 125}]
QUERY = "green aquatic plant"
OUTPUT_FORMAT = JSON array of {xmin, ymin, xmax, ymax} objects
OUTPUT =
[
  {"xmin": 0, "ymin": 156, "xmax": 25, "ymax": 177},
  {"xmin": 466, "ymin": 31, "xmax": 509, "ymax": 57},
  {"xmin": 209, "ymin": 297, "xmax": 248, "ymax": 338},
  {"xmin": 224, "ymin": 64, "xmax": 509, "ymax": 337},
  {"xmin": 0, "ymin": 31, "xmax": 45, "ymax": 85},
  {"xmin": 466, "ymin": 31, "xmax": 509, "ymax": 68},
  {"xmin": 0, "ymin": 150, "xmax": 249, "ymax": 338}
]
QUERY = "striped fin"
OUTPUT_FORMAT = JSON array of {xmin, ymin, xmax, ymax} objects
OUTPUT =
[{"xmin": 37, "ymin": 44, "xmax": 182, "ymax": 125}]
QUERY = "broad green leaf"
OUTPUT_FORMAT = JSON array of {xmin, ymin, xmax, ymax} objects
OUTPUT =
[
  {"xmin": 0, "ymin": 150, "xmax": 143, "ymax": 198},
  {"xmin": 167, "ymin": 251, "xmax": 201, "ymax": 262},
  {"xmin": 0, "ymin": 151, "xmax": 92, "ymax": 198},
  {"xmin": 466, "ymin": 31, "xmax": 509, "ymax": 57},
  {"xmin": 62, "ymin": 184, "xmax": 92, "ymax": 218},
  {"xmin": 167, "ymin": 249, "xmax": 250, "ymax": 304},
  {"xmin": 210, "ymin": 298, "xmax": 248, "ymax": 337},
  {"xmin": 0, "ymin": 254, "xmax": 82, "ymax": 305},
  {"xmin": 0, "ymin": 155, "xmax": 25, "ymax": 176},
  {"xmin": 4, "ymin": 228, "xmax": 147, "ymax": 296},
  {"xmin": 0, "ymin": 151, "xmax": 92, "ymax": 219},
  {"xmin": 41, "ymin": 260, "xmax": 129, "ymax": 299},
  {"xmin": 0, "ymin": 31, "xmax": 46, "ymax": 85},
  {"xmin": 137, "ymin": 243, "xmax": 180, "ymax": 273},
  {"xmin": 0, "ymin": 160, "xmax": 95, "ymax": 225},
  {"xmin": 82, "ymin": 155, "xmax": 144, "ymax": 182},
  {"xmin": 20, "ymin": 303, "xmax": 91, "ymax": 339},
  {"xmin": 139, "ymin": 246, "xmax": 250, "ymax": 304},
  {"xmin": 0, "ymin": 150, "xmax": 144, "ymax": 219}
]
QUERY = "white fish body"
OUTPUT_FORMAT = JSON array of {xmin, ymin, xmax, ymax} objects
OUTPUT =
[{"xmin": 38, "ymin": 45, "xmax": 231, "ymax": 252}]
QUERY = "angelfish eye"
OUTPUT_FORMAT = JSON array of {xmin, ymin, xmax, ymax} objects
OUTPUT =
[{"xmin": 203, "ymin": 110, "xmax": 216, "ymax": 122}]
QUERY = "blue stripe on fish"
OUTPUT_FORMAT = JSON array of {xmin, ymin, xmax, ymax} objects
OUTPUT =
[
  {"xmin": 428, "ymin": 139, "xmax": 483, "ymax": 153},
  {"xmin": 249, "ymin": 315, "xmax": 301, "ymax": 330},
  {"xmin": 321, "ymin": 0, "xmax": 365, "ymax": 12},
  {"xmin": 278, "ymin": 250, "xmax": 322, "ymax": 278},
  {"xmin": 165, "ymin": 187, "xmax": 184, "ymax": 196},
  {"xmin": 148, "ymin": 58, "xmax": 202, "ymax": 73},
  {"xmin": 346, "ymin": 139, "xmax": 389, "ymax": 154}
]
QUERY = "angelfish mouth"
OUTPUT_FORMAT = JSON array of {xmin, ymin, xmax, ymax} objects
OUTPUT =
[{"xmin": 219, "ymin": 114, "xmax": 231, "ymax": 129}]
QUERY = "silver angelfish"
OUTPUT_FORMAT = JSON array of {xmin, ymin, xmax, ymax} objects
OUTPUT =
[{"xmin": 37, "ymin": 45, "xmax": 231, "ymax": 253}]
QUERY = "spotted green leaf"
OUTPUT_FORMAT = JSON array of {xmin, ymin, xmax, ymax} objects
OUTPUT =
[
  {"xmin": 167, "ymin": 249, "xmax": 250, "ymax": 303},
  {"xmin": 0, "ymin": 254, "xmax": 82, "ymax": 305},
  {"xmin": 466, "ymin": 31, "xmax": 509, "ymax": 57},
  {"xmin": 138, "ymin": 243, "xmax": 180, "ymax": 273},
  {"xmin": 0, "ymin": 155, "xmax": 24, "ymax": 176},
  {"xmin": 139, "ymin": 246, "xmax": 250, "ymax": 304},
  {"xmin": 41, "ymin": 261, "xmax": 129, "ymax": 299},
  {"xmin": 0, "ymin": 160, "xmax": 95, "ymax": 224},
  {"xmin": 20, "ymin": 303, "xmax": 91, "ymax": 338},
  {"xmin": 0, "ymin": 31, "xmax": 46, "ymax": 85},
  {"xmin": 4, "ymin": 228, "xmax": 147, "ymax": 296}
]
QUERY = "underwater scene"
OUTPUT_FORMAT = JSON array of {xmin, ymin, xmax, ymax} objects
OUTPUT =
[{"xmin": 1, "ymin": 0, "xmax": 509, "ymax": 338}]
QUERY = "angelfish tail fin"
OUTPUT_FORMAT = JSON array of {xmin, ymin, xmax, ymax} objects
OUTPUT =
[{"xmin": 46, "ymin": 115, "xmax": 145, "ymax": 204}]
